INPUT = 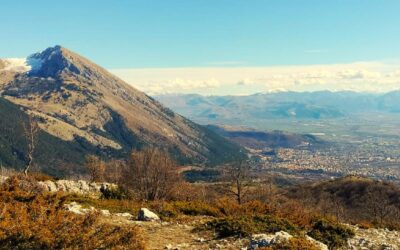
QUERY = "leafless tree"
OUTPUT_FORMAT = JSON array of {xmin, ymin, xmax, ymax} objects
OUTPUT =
[
  {"xmin": 104, "ymin": 159, "xmax": 125, "ymax": 184},
  {"xmin": 365, "ymin": 187, "xmax": 394, "ymax": 225},
  {"xmin": 85, "ymin": 155, "xmax": 106, "ymax": 182},
  {"xmin": 122, "ymin": 148, "xmax": 181, "ymax": 201},
  {"xmin": 223, "ymin": 159, "xmax": 252, "ymax": 204},
  {"xmin": 22, "ymin": 114, "xmax": 39, "ymax": 176}
]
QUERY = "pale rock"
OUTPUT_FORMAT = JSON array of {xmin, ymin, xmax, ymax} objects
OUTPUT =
[
  {"xmin": 248, "ymin": 231, "xmax": 293, "ymax": 249},
  {"xmin": 269, "ymin": 231, "xmax": 292, "ymax": 245},
  {"xmin": 115, "ymin": 212, "xmax": 134, "ymax": 219},
  {"xmin": 0, "ymin": 176, "xmax": 9, "ymax": 184},
  {"xmin": 138, "ymin": 208, "xmax": 160, "ymax": 221},
  {"xmin": 248, "ymin": 234, "xmax": 274, "ymax": 249},
  {"xmin": 35, "ymin": 178, "xmax": 116, "ymax": 197},
  {"xmin": 38, "ymin": 180, "xmax": 55, "ymax": 192},
  {"xmin": 101, "ymin": 209, "xmax": 111, "ymax": 216},
  {"xmin": 64, "ymin": 202, "xmax": 95, "ymax": 215},
  {"xmin": 64, "ymin": 202, "xmax": 85, "ymax": 215},
  {"xmin": 306, "ymin": 236, "xmax": 328, "ymax": 250}
]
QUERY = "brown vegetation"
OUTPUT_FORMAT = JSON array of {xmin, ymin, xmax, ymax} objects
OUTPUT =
[
  {"xmin": 85, "ymin": 155, "xmax": 106, "ymax": 182},
  {"xmin": 0, "ymin": 175, "xmax": 146, "ymax": 250},
  {"xmin": 123, "ymin": 148, "xmax": 182, "ymax": 201},
  {"xmin": 286, "ymin": 176, "xmax": 400, "ymax": 229},
  {"xmin": 4, "ymin": 146, "xmax": 399, "ymax": 249}
]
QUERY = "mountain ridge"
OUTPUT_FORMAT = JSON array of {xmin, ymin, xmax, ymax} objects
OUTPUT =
[
  {"xmin": 156, "ymin": 90, "xmax": 400, "ymax": 123},
  {"xmin": 0, "ymin": 46, "xmax": 244, "ymax": 174}
]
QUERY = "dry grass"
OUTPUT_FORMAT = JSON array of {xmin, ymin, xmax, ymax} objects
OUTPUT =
[{"xmin": 0, "ymin": 175, "xmax": 146, "ymax": 250}]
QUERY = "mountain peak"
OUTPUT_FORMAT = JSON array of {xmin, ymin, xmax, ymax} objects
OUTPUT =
[{"xmin": 28, "ymin": 45, "xmax": 80, "ymax": 77}]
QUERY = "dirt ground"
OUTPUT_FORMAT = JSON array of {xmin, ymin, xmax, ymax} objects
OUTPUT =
[{"xmin": 104, "ymin": 215, "xmax": 249, "ymax": 250}]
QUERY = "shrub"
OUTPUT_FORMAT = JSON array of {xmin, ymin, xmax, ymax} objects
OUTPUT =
[
  {"xmin": 215, "ymin": 198, "xmax": 273, "ymax": 217},
  {"xmin": 253, "ymin": 215, "xmax": 299, "ymax": 235},
  {"xmin": 0, "ymin": 176, "xmax": 146, "ymax": 249},
  {"xmin": 204, "ymin": 215, "xmax": 299, "ymax": 238},
  {"xmin": 172, "ymin": 201, "xmax": 222, "ymax": 217},
  {"xmin": 268, "ymin": 237, "xmax": 320, "ymax": 250},
  {"xmin": 29, "ymin": 171, "xmax": 56, "ymax": 182},
  {"xmin": 308, "ymin": 219, "xmax": 355, "ymax": 249},
  {"xmin": 205, "ymin": 217, "xmax": 255, "ymax": 237},
  {"xmin": 100, "ymin": 186, "xmax": 131, "ymax": 200},
  {"xmin": 357, "ymin": 221, "xmax": 373, "ymax": 229},
  {"xmin": 149, "ymin": 201, "xmax": 179, "ymax": 219},
  {"xmin": 85, "ymin": 155, "xmax": 106, "ymax": 182},
  {"xmin": 122, "ymin": 148, "xmax": 182, "ymax": 201}
]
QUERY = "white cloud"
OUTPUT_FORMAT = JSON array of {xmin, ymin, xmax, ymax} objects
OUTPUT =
[{"xmin": 110, "ymin": 61, "xmax": 400, "ymax": 95}]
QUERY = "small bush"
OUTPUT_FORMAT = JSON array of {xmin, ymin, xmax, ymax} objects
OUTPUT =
[
  {"xmin": 253, "ymin": 215, "xmax": 299, "ymax": 235},
  {"xmin": 215, "ymin": 198, "xmax": 273, "ymax": 217},
  {"xmin": 204, "ymin": 215, "xmax": 299, "ymax": 238},
  {"xmin": 206, "ymin": 216, "xmax": 255, "ymax": 237},
  {"xmin": 149, "ymin": 201, "xmax": 179, "ymax": 219},
  {"xmin": 172, "ymin": 201, "xmax": 222, "ymax": 217},
  {"xmin": 30, "ymin": 171, "xmax": 57, "ymax": 182},
  {"xmin": 308, "ymin": 219, "xmax": 355, "ymax": 249},
  {"xmin": 357, "ymin": 221, "xmax": 373, "ymax": 229},
  {"xmin": 269, "ymin": 237, "xmax": 320, "ymax": 250},
  {"xmin": 100, "ymin": 186, "xmax": 130, "ymax": 200}
]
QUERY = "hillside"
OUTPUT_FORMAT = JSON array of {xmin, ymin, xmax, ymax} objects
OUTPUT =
[
  {"xmin": 0, "ymin": 96, "xmax": 127, "ymax": 176},
  {"xmin": 286, "ymin": 176, "xmax": 400, "ymax": 228},
  {"xmin": 0, "ymin": 46, "xmax": 244, "ymax": 175},
  {"xmin": 207, "ymin": 125, "xmax": 325, "ymax": 150}
]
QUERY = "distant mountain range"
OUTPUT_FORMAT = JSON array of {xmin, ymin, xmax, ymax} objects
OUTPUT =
[
  {"xmin": 156, "ymin": 91, "xmax": 400, "ymax": 123},
  {"xmin": 0, "ymin": 46, "xmax": 244, "ymax": 175}
]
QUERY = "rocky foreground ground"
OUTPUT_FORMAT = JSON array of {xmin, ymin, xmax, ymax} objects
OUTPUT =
[
  {"xmin": 96, "ymin": 209, "xmax": 400, "ymax": 250},
  {"xmin": 2, "ymin": 177, "xmax": 399, "ymax": 250}
]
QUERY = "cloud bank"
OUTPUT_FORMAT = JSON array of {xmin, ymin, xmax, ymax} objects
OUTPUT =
[{"xmin": 110, "ymin": 61, "xmax": 400, "ymax": 95}]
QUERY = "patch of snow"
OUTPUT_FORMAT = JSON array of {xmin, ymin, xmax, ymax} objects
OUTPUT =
[
  {"xmin": 27, "ymin": 56, "xmax": 44, "ymax": 73},
  {"xmin": 265, "ymin": 88, "xmax": 288, "ymax": 94},
  {"xmin": 1, "ymin": 57, "xmax": 43, "ymax": 73}
]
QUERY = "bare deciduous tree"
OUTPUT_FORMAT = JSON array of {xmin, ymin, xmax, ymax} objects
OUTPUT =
[
  {"xmin": 123, "ymin": 148, "xmax": 181, "ymax": 201},
  {"xmin": 85, "ymin": 155, "xmax": 106, "ymax": 182},
  {"xmin": 22, "ymin": 114, "xmax": 39, "ymax": 176},
  {"xmin": 104, "ymin": 159, "xmax": 125, "ymax": 184},
  {"xmin": 223, "ymin": 159, "xmax": 252, "ymax": 204}
]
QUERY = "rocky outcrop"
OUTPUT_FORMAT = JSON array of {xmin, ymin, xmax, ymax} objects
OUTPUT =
[
  {"xmin": 346, "ymin": 226, "xmax": 400, "ymax": 250},
  {"xmin": 248, "ymin": 231, "xmax": 292, "ymax": 249},
  {"xmin": 138, "ymin": 208, "xmax": 160, "ymax": 221},
  {"xmin": 38, "ymin": 179, "xmax": 116, "ymax": 197},
  {"xmin": 248, "ymin": 231, "xmax": 328, "ymax": 250},
  {"xmin": 64, "ymin": 202, "xmax": 96, "ymax": 215},
  {"xmin": 64, "ymin": 202, "xmax": 135, "ymax": 220},
  {"xmin": 306, "ymin": 236, "xmax": 328, "ymax": 250}
]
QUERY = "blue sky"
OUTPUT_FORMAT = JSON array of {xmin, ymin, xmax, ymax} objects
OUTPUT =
[{"xmin": 1, "ymin": 0, "xmax": 400, "ymax": 94}]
